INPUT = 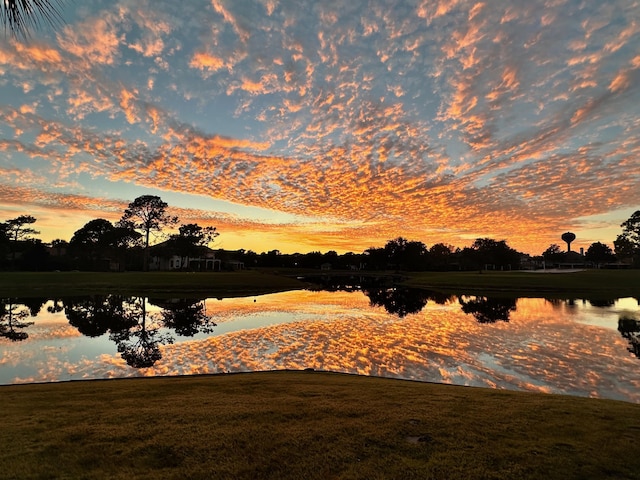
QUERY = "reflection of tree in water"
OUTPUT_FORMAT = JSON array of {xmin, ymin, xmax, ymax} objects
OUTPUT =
[
  {"xmin": 618, "ymin": 316, "xmax": 640, "ymax": 359},
  {"xmin": 0, "ymin": 299, "xmax": 34, "ymax": 342},
  {"xmin": 47, "ymin": 299, "xmax": 65, "ymax": 314},
  {"xmin": 459, "ymin": 296, "xmax": 517, "ymax": 323},
  {"xmin": 588, "ymin": 299, "xmax": 616, "ymax": 308},
  {"xmin": 64, "ymin": 295, "xmax": 215, "ymax": 368},
  {"xmin": 545, "ymin": 298, "xmax": 578, "ymax": 310},
  {"xmin": 65, "ymin": 295, "xmax": 136, "ymax": 337},
  {"xmin": 109, "ymin": 297, "xmax": 174, "ymax": 369},
  {"xmin": 20, "ymin": 298, "xmax": 47, "ymax": 317},
  {"xmin": 363, "ymin": 287, "xmax": 431, "ymax": 318},
  {"xmin": 305, "ymin": 274, "xmax": 400, "ymax": 292},
  {"xmin": 149, "ymin": 298, "xmax": 216, "ymax": 337}
]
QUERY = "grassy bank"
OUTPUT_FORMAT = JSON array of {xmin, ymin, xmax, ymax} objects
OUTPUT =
[
  {"xmin": 2, "ymin": 371, "xmax": 639, "ymax": 479},
  {"xmin": 0, "ymin": 270, "xmax": 306, "ymax": 297},
  {"xmin": 0, "ymin": 269, "xmax": 638, "ymax": 299},
  {"xmin": 403, "ymin": 269, "xmax": 640, "ymax": 298}
]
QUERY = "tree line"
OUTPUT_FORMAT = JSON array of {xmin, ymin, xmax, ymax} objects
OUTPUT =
[
  {"xmin": 0, "ymin": 195, "xmax": 217, "ymax": 272},
  {"xmin": 1, "ymin": 196, "xmax": 639, "ymax": 271}
]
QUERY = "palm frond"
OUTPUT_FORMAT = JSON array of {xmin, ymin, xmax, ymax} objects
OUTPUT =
[{"xmin": 1, "ymin": 0, "xmax": 65, "ymax": 39}]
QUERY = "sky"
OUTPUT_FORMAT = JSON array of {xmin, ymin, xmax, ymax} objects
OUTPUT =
[{"xmin": 0, "ymin": 0, "xmax": 639, "ymax": 255}]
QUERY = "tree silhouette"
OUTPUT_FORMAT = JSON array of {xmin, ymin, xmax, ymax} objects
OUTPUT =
[
  {"xmin": 462, "ymin": 238, "xmax": 520, "ymax": 271},
  {"xmin": 4, "ymin": 215, "xmax": 39, "ymax": 267},
  {"xmin": 120, "ymin": 196, "xmax": 178, "ymax": 271},
  {"xmin": 542, "ymin": 244, "xmax": 564, "ymax": 265},
  {"xmin": 615, "ymin": 210, "xmax": 640, "ymax": 266},
  {"xmin": 70, "ymin": 219, "xmax": 140, "ymax": 271},
  {"xmin": 585, "ymin": 242, "xmax": 615, "ymax": 267},
  {"xmin": 429, "ymin": 243, "xmax": 457, "ymax": 271}
]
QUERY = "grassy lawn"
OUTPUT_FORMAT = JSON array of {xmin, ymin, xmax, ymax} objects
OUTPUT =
[
  {"xmin": 0, "ymin": 270, "xmax": 307, "ymax": 297},
  {"xmin": 1, "ymin": 268, "xmax": 638, "ymax": 299},
  {"xmin": 1, "ymin": 371, "xmax": 639, "ymax": 480},
  {"xmin": 403, "ymin": 269, "xmax": 640, "ymax": 298}
]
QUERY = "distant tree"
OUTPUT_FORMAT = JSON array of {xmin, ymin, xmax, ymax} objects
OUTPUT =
[
  {"xmin": 542, "ymin": 244, "xmax": 564, "ymax": 265},
  {"xmin": 120, "ymin": 196, "xmax": 178, "ymax": 271},
  {"xmin": 615, "ymin": 210, "xmax": 640, "ymax": 267},
  {"xmin": 70, "ymin": 219, "xmax": 139, "ymax": 270},
  {"xmin": 19, "ymin": 240, "xmax": 50, "ymax": 271},
  {"xmin": 297, "ymin": 251, "xmax": 323, "ymax": 268},
  {"xmin": 0, "ymin": 223, "xmax": 8, "ymax": 269},
  {"xmin": 1, "ymin": 0, "xmax": 65, "ymax": 39},
  {"xmin": 429, "ymin": 243, "xmax": 457, "ymax": 270},
  {"xmin": 259, "ymin": 249, "xmax": 283, "ymax": 268},
  {"xmin": 463, "ymin": 238, "xmax": 521, "ymax": 271},
  {"xmin": 585, "ymin": 242, "xmax": 615, "ymax": 267},
  {"xmin": 323, "ymin": 250, "xmax": 339, "ymax": 266},
  {"xmin": 0, "ymin": 221, "xmax": 8, "ymax": 242},
  {"xmin": 363, "ymin": 246, "xmax": 387, "ymax": 270},
  {"xmin": 384, "ymin": 237, "xmax": 428, "ymax": 271},
  {"xmin": 71, "ymin": 219, "xmax": 115, "ymax": 248},
  {"xmin": 385, "ymin": 237, "xmax": 408, "ymax": 270},
  {"xmin": 5, "ymin": 215, "xmax": 39, "ymax": 243}
]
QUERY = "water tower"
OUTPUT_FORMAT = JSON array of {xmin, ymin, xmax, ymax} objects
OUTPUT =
[{"xmin": 561, "ymin": 232, "xmax": 576, "ymax": 252}]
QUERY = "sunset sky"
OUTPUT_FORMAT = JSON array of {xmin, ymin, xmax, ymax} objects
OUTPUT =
[{"xmin": 1, "ymin": 0, "xmax": 639, "ymax": 255}]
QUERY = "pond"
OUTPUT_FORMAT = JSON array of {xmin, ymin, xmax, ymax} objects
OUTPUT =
[{"xmin": 1, "ymin": 287, "xmax": 639, "ymax": 403}]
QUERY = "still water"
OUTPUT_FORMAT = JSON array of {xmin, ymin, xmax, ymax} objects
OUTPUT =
[{"xmin": 1, "ymin": 288, "xmax": 639, "ymax": 402}]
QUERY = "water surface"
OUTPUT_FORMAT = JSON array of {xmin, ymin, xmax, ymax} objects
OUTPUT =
[{"xmin": 1, "ymin": 290, "xmax": 639, "ymax": 402}]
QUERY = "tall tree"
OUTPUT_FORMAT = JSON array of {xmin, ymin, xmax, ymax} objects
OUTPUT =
[
  {"xmin": 429, "ymin": 243, "xmax": 457, "ymax": 270},
  {"xmin": 120, "ymin": 196, "xmax": 178, "ymax": 271},
  {"xmin": 384, "ymin": 237, "xmax": 428, "ymax": 271},
  {"xmin": 4, "ymin": 215, "xmax": 39, "ymax": 267},
  {"xmin": 585, "ymin": 242, "xmax": 615, "ymax": 268},
  {"xmin": 615, "ymin": 210, "xmax": 640, "ymax": 266},
  {"xmin": 464, "ymin": 238, "xmax": 521, "ymax": 271},
  {"xmin": 5, "ymin": 215, "xmax": 38, "ymax": 243},
  {"xmin": 542, "ymin": 244, "xmax": 564, "ymax": 265},
  {"xmin": 69, "ymin": 218, "xmax": 139, "ymax": 271}
]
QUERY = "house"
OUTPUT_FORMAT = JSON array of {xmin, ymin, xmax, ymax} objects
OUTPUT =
[
  {"xmin": 214, "ymin": 249, "xmax": 246, "ymax": 270},
  {"xmin": 149, "ymin": 241, "xmax": 221, "ymax": 271}
]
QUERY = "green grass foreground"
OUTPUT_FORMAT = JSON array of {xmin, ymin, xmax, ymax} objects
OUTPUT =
[{"xmin": 2, "ymin": 371, "xmax": 639, "ymax": 480}]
